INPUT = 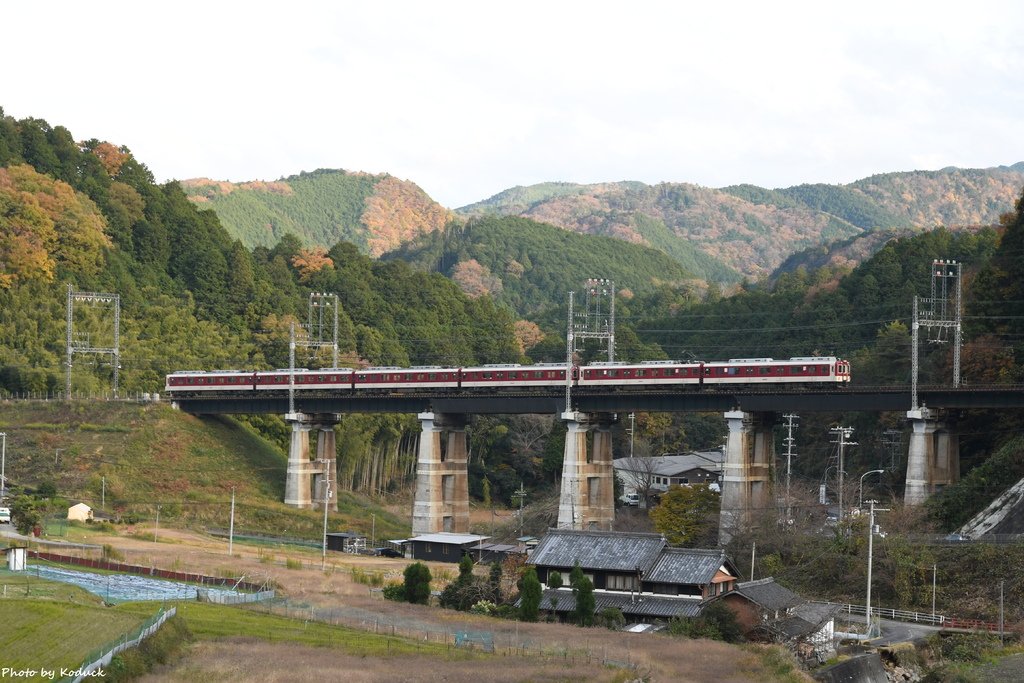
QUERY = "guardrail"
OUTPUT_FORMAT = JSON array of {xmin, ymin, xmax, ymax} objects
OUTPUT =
[
  {"xmin": 816, "ymin": 601, "xmax": 946, "ymax": 626},
  {"xmin": 820, "ymin": 601, "xmax": 1004, "ymax": 632}
]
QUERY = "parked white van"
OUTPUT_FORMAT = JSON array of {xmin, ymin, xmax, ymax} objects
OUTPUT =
[{"xmin": 0, "ymin": 507, "xmax": 11, "ymax": 524}]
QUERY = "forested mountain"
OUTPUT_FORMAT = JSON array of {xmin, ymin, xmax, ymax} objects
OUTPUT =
[
  {"xmin": 181, "ymin": 169, "xmax": 452, "ymax": 256},
  {"xmin": 385, "ymin": 216, "xmax": 699, "ymax": 316},
  {"xmin": 459, "ymin": 166, "xmax": 1024, "ymax": 281},
  {"xmin": 0, "ymin": 108, "xmax": 525, "ymax": 504}
]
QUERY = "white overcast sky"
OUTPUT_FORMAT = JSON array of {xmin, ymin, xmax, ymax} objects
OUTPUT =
[{"xmin": 3, "ymin": 1, "xmax": 1023, "ymax": 208}]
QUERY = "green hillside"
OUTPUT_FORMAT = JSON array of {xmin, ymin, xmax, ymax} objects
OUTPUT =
[
  {"xmin": 385, "ymin": 215, "xmax": 700, "ymax": 316},
  {"xmin": 0, "ymin": 401, "xmax": 408, "ymax": 538},
  {"xmin": 182, "ymin": 169, "xmax": 452, "ymax": 256},
  {"xmin": 0, "ymin": 107, "xmax": 519, "ymax": 505}
]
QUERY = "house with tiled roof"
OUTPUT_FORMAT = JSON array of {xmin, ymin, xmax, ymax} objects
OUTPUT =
[
  {"xmin": 713, "ymin": 577, "xmax": 838, "ymax": 663},
  {"xmin": 526, "ymin": 529, "xmax": 738, "ymax": 621}
]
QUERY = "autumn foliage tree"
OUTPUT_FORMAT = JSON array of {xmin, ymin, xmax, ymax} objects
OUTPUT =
[{"xmin": 649, "ymin": 484, "xmax": 720, "ymax": 547}]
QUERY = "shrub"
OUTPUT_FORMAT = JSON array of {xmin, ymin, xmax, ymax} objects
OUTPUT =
[
  {"xmin": 285, "ymin": 558, "xmax": 303, "ymax": 570},
  {"xmin": 382, "ymin": 583, "xmax": 406, "ymax": 601},
  {"xmin": 597, "ymin": 607, "xmax": 625, "ymax": 630}
]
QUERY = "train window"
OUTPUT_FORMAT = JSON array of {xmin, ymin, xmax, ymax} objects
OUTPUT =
[
  {"xmin": 636, "ymin": 370, "xmax": 644, "ymax": 377},
  {"xmin": 704, "ymin": 368, "xmax": 712, "ymax": 375},
  {"xmin": 801, "ymin": 366, "xmax": 807, "ymax": 372},
  {"xmin": 760, "ymin": 367, "xmax": 769, "ymax": 374},
  {"xmin": 429, "ymin": 373, "xmax": 436, "ymax": 380}
]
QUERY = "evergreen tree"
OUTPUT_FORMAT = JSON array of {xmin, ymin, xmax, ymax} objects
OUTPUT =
[
  {"xmin": 519, "ymin": 566, "xmax": 541, "ymax": 622},
  {"xmin": 403, "ymin": 562, "xmax": 432, "ymax": 605}
]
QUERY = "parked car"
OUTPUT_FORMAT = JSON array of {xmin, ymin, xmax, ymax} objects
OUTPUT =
[
  {"xmin": 0, "ymin": 507, "xmax": 10, "ymax": 524},
  {"xmin": 622, "ymin": 493, "xmax": 640, "ymax": 507},
  {"xmin": 373, "ymin": 547, "xmax": 403, "ymax": 558}
]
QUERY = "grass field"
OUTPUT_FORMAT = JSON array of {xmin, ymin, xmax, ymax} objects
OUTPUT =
[
  {"xmin": 0, "ymin": 599, "xmax": 146, "ymax": 676},
  {"xmin": 115, "ymin": 601, "xmax": 453, "ymax": 658}
]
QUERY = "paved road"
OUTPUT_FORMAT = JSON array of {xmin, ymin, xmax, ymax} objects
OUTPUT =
[{"xmin": 871, "ymin": 617, "xmax": 942, "ymax": 646}]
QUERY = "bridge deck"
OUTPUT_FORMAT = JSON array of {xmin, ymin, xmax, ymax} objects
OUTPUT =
[{"xmin": 173, "ymin": 385, "xmax": 1024, "ymax": 415}]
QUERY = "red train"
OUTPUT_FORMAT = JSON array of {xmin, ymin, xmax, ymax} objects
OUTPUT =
[{"xmin": 164, "ymin": 357, "xmax": 850, "ymax": 396}]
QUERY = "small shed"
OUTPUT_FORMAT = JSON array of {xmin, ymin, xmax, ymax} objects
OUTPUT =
[
  {"xmin": 326, "ymin": 532, "xmax": 366, "ymax": 553},
  {"xmin": 6, "ymin": 546, "xmax": 26, "ymax": 571},
  {"xmin": 67, "ymin": 503, "xmax": 93, "ymax": 522},
  {"xmin": 408, "ymin": 532, "xmax": 489, "ymax": 563}
]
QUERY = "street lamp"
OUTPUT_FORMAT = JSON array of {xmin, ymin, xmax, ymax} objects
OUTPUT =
[
  {"xmin": 865, "ymin": 499, "xmax": 890, "ymax": 638},
  {"xmin": 859, "ymin": 469, "xmax": 885, "ymax": 509}
]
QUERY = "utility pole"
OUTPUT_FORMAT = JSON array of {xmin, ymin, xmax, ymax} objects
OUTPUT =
[
  {"xmin": 564, "ymin": 291, "xmax": 574, "ymax": 414},
  {"xmin": 229, "ymin": 487, "xmax": 236, "ymax": 556},
  {"xmin": 782, "ymin": 414, "xmax": 798, "ymax": 522},
  {"xmin": 101, "ymin": 476, "xmax": 105, "ymax": 510},
  {"xmin": 513, "ymin": 483, "xmax": 527, "ymax": 537},
  {"xmin": 865, "ymin": 499, "xmax": 890, "ymax": 637},
  {"xmin": 0, "ymin": 431, "xmax": 6, "ymax": 503},
  {"xmin": 932, "ymin": 563, "xmax": 937, "ymax": 619},
  {"xmin": 628, "ymin": 412, "xmax": 635, "ymax": 459},
  {"xmin": 303, "ymin": 292, "xmax": 340, "ymax": 367},
  {"xmin": 154, "ymin": 505, "xmax": 161, "ymax": 543},
  {"xmin": 830, "ymin": 427, "xmax": 856, "ymax": 526},
  {"xmin": 65, "ymin": 284, "xmax": 121, "ymax": 399},
  {"xmin": 999, "ymin": 580, "xmax": 1005, "ymax": 646},
  {"xmin": 750, "ymin": 541, "xmax": 756, "ymax": 581},
  {"xmin": 321, "ymin": 480, "xmax": 331, "ymax": 570},
  {"xmin": 288, "ymin": 322, "xmax": 296, "ymax": 416},
  {"xmin": 371, "ymin": 513, "xmax": 376, "ymax": 547},
  {"xmin": 912, "ymin": 259, "xmax": 963, "ymax": 409}
]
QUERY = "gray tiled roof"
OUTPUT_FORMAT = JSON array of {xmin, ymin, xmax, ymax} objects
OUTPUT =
[
  {"xmin": 644, "ymin": 548, "xmax": 730, "ymax": 584},
  {"xmin": 537, "ymin": 588, "xmax": 702, "ymax": 619},
  {"xmin": 733, "ymin": 577, "xmax": 804, "ymax": 611},
  {"xmin": 613, "ymin": 451, "xmax": 724, "ymax": 478},
  {"xmin": 528, "ymin": 529, "xmax": 666, "ymax": 572}
]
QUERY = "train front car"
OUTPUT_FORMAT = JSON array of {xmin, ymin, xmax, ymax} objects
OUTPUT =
[
  {"xmin": 701, "ymin": 357, "xmax": 850, "ymax": 387},
  {"xmin": 165, "ymin": 370, "xmax": 256, "ymax": 396}
]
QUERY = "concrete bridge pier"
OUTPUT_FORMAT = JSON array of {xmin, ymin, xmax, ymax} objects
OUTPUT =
[
  {"xmin": 284, "ymin": 412, "xmax": 339, "ymax": 510},
  {"xmin": 557, "ymin": 411, "xmax": 615, "ymax": 531},
  {"xmin": 719, "ymin": 410, "xmax": 775, "ymax": 544},
  {"xmin": 411, "ymin": 412, "xmax": 469, "ymax": 535},
  {"xmin": 904, "ymin": 408, "xmax": 960, "ymax": 505}
]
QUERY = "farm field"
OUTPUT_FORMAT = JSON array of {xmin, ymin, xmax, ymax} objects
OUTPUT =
[
  {"xmin": 3, "ymin": 527, "xmax": 809, "ymax": 682},
  {"xmin": 0, "ymin": 598, "xmax": 146, "ymax": 677}
]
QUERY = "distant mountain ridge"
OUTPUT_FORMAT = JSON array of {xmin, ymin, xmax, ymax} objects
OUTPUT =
[
  {"xmin": 458, "ymin": 164, "xmax": 1024, "ymax": 280},
  {"xmin": 182, "ymin": 169, "xmax": 452, "ymax": 256},
  {"xmin": 186, "ymin": 164, "xmax": 1024, "ymax": 283}
]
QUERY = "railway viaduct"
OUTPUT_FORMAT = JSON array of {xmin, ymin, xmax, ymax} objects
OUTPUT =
[{"xmin": 174, "ymin": 385, "xmax": 1024, "ymax": 541}]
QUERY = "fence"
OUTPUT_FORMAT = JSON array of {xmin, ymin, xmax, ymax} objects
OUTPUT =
[
  {"xmin": 61, "ymin": 606, "xmax": 176, "ymax": 683},
  {"xmin": 197, "ymin": 588, "xmax": 275, "ymax": 604},
  {"xmin": 0, "ymin": 391, "xmax": 160, "ymax": 402},
  {"xmin": 819, "ymin": 601, "xmax": 946, "ymax": 626},
  {"xmin": 30, "ymin": 550, "xmax": 264, "ymax": 592},
  {"xmin": 246, "ymin": 596, "xmax": 641, "ymax": 671}
]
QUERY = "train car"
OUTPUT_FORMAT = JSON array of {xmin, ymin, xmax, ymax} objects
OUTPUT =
[
  {"xmin": 165, "ymin": 370, "xmax": 256, "ymax": 394},
  {"xmin": 701, "ymin": 357, "xmax": 850, "ymax": 385},
  {"xmin": 460, "ymin": 363, "xmax": 571, "ymax": 389},
  {"xmin": 579, "ymin": 360, "xmax": 703, "ymax": 387},
  {"xmin": 352, "ymin": 366, "xmax": 460, "ymax": 391},
  {"xmin": 255, "ymin": 368, "xmax": 354, "ymax": 391}
]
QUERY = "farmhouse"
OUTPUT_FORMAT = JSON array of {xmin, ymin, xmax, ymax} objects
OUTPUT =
[
  {"xmin": 527, "ymin": 529, "xmax": 738, "ymax": 621},
  {"xmin": 614, "ymin": 450, "xmax": 723, "ymax": 505},
  {"xmin": 406, "ymin": 532, "xmax": 489, "ymax": 563},
  {"xmin": 714, "ymin": 577, "xmax": 838, "ymax": 662}
]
